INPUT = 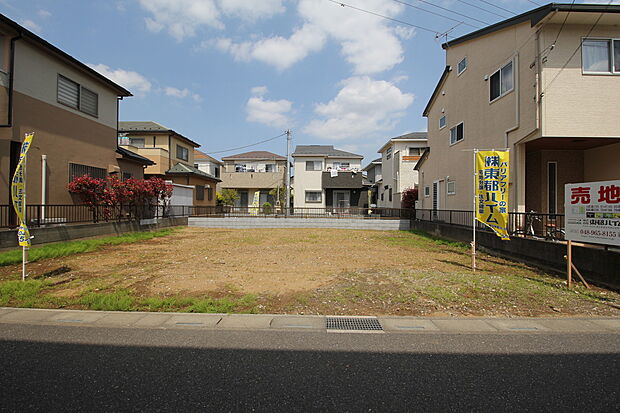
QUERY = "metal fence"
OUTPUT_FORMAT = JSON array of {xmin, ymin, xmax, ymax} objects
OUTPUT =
[
  {"xmin": 415, "ymin": 209, "xmax": 565, "ymax": 241},
  {"xmin": 1, "ymin": 204, "xmax": 414, "ymax": 229}
]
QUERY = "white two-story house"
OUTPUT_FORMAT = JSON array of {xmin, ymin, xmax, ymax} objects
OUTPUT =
[{"xmin": 292, "ymin": 145, "xmax": 365, "ymax": 209}]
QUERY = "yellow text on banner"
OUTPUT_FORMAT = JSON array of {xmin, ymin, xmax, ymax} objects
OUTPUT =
[
  {"xmin": 475, "ymin": 150, "xmax": 510, "ymax": 240},
  {"xmin": 11, "ymin": 133, "xmax": 34, "ymax": 247}
]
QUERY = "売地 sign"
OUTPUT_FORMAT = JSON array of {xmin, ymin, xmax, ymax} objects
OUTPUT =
[{"xmin": 565, "ymin": 180, "xmax": 620, "ymax": 246}]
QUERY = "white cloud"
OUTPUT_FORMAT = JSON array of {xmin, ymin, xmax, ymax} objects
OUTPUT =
[
  {"xmin": 213, "ymin": 0, "xmax": 408, "ymax": 75},
  {"xmin": 20, "ymin": 19, "xmax": 42, "ymax": 33},
  {"xmin": 246, "ymin": 87, "xmax": 292, "ymax": 129},
  {"xmin": 165, "ymin": 86, "xmax": 203, "ymax": 102},
  {"xmin": 37, "ymin": 9, "xmax": 52, "ymax": 19},
  {"xmin": 304, "ymin": 76, "xmax": 414, "ymax": 140},
  {"xmin": 87, "ymin": 64, "xmax": 152, "ymax": 94},
  {"xmin": 138, "ymin": 0, "xmax": 286, "ymax": 41}
]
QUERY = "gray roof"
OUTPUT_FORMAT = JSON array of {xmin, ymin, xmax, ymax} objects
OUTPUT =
[
  {"xmin": 292, "ymin": 145, "xmax": 363, "ymax": 159},
  {"xmin": 362, "ymin": 158, "xmax": 382, "ymax": 172},
  {"xmin": 116, "ymin": 146, "xmax": 155, "ymax": 166},
  {"xmin": 392, "ymin": 132, "xmax": 427, "ymax": 140},
  {"xmin": 118, "ymin": 121, "xmax": 200, "ymax": 147},
  {"xmin": 166, "ymin": 163, "xmax": 221, "ymax": 182}
]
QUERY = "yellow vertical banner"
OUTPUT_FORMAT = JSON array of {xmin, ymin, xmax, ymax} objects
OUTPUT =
[
  {"xmin": 475, "ymin": 150, "xmax": 510, "ymax": 240},
  {"xmin": 11, "ymin": 133, "xmax": 34, "ymax": 247},
  {"xmin": 250, "ymin": 190, "xmax": 260, "ymax": 215}
]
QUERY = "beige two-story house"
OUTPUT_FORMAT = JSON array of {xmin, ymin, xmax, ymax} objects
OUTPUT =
[
  {"xmin": 418, "ymin": 3, "xmax": 620, "ymax": 215},
  {"xmin": 292, "ymin": 145, "xmax": 365, "ymax": 209},
  {"xmin": 118, "ymin": 121, "xmax": 220, "ymax": 207},
  {"xmin": 0, "ymin": 13, "xmax": 144, "ymax": 212},
  {"xmin": 219, "ymin": 151, "xmax": 287, "ymax": 207},
  {"xmin": 377, "ymin": 132, "xmax": 427, "ymax": 208}
]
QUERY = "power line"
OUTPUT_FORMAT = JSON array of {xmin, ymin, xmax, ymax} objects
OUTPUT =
[
  {"xmin": 552, "ymin": 0, "xmax": 575, "ymax": 47},
  {"xmin": 410, "ymin": 0, "xmax": 491, "ymax": 26},
  {"xmin": 542, "ymin": 1, "xmax": 612, "ymax": 95},
  {"xmin": 326, "ymin": 0, "xmax": 446, "ymax": 37},
  {"xmin": 527, "ymin": 0, "xmax": 542, "ymax": 6},
  {"xmin": 207, "ymin": 132, "xmax": 287, "ymax": 155},
  {"xmin": 475, "ymin": 0, "xmax": 517, "ymax": 16},
  {"xmin": 454, "ymin": 0, "xmax": 509, "ymax": 19},
  {"xmin": 390, "ymin": 0, "xmax": 480, "ymax": 29}
]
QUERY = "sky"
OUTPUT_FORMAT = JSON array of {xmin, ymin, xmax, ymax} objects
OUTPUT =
[{"xmin": 2, "ymin": 0, "xmax": 617, "ymax": 164}]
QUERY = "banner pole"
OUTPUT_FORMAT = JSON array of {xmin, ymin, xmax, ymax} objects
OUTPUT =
[
  {"xmin": 472, "ymin": 149, "xmax": 477, "ymax": 271},
  {"xmin": 22, "ymin": 152, "xmax": 27, "ymax": 281},
  {"xmin": 566, "ymin": 240, "xmax": 572, "ymax": 289}
]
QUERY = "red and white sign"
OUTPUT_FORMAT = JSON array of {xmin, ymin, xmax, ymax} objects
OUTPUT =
[{"xmin": 565, "ymin": 180, "xmax": 620, "ymax": 246}]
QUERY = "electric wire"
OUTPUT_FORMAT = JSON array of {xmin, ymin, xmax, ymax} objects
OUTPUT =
[
  {"xmin": 542, "ymin": 1, "xmax": 613, "ymax": 95},
  {"xmin": 326, "ymin": 0, "xmax": 448, "ymax": 37},
  {"xmin": 454, "ymin": 0, "xmax": 510, "ymax": 19},
  {"xmin": 551, "ymin": 0, "xmax": 576, "ymax": 47},
  {"xmin": 475, "ymin": 0, "xmax": 518, "ymax": 16},
  {"xmin": 411, "ymin": 0, "xmax": 491, "ymax": 25},
  {"xmin": 390, "ymin": 0, "xmax": 482, "ymax": 29},
  {"xmin": 207, "ymin": 132, "xmax": 287, "ymax": 155}
]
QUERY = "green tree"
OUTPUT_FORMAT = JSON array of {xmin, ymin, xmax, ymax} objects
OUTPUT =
[{"xmin": 218, "ymin": 188, "xmax": 239, "ymax": 206}]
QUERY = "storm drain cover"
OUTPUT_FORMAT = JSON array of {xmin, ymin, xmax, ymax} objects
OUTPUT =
[{"xmin": 326, "ymin": 317, "xmax": 383, "ymax": 331}]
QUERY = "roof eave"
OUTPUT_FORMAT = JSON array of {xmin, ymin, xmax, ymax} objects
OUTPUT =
[{"xmin": 423, "ymin": 65, "xmax": 451, "ymax": 117}]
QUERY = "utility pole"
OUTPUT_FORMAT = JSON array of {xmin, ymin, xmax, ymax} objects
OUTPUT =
[{"xmin": 285, "ymin": 129, "xmax": 292, "ymax": 216}]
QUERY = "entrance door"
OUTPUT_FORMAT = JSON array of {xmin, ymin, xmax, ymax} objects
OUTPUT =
[
  {"xmin": 432, "ymin": 181, "xmax": 441, "ymax": 218},
  {"xmin": 334, "ymin": 190, "xmax": 350, "ymax": 208},
  {"xmin": 239, "ymin": 191, "xmax": 249, "ymax": 207}
]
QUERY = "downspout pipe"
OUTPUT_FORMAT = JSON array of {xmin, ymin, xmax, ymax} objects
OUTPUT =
[
  {"xmin": 0, "ymin": 34, "xmax": 23, "ymax": 127},
  {"xmin": 41, "ymin": 154, "xmax": 47, "ymax": 221}
]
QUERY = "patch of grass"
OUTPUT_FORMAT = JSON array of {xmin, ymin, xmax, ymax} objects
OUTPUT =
[
  {"xmin": 139, "ymin": 296, "xmax": 195, "ymax": 311},
  {"xmin": 79, "ymin": 289, "xmax": 135, "ymax": 311},
  {"xmin": 0, "ymin": 228, "xmax": 177, "ymax": 267},
  {"xmin": 0, "ymin": 279, "xmax": 49, "ymax": 307}
]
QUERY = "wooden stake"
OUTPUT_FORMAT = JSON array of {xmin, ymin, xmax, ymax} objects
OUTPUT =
[{"xmin": 566, "ymin": 240, "xmax": 572, "ymax": 288}]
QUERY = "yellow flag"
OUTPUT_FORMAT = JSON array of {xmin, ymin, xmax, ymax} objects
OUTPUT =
[
  {"xmin": 475, "ymin": 150, "xmax": 510, "ymax": 240},
  {"xmin": 11, "ymin": 133, "xmax": 34, "ymax": 247}
]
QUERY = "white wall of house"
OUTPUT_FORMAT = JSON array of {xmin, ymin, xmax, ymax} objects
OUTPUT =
[
  {"xmin": 378, "ymin": 140, "xmax": 426, "ymax": 208},
  {"xmin": 293, "ymin": 157, "xmax": 325, "ymax": 208}
]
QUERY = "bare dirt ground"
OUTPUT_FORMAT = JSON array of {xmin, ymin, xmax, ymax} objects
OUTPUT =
[{"xmin": 1, "ymin": 227, "xmax": 619, "ymax": 317}]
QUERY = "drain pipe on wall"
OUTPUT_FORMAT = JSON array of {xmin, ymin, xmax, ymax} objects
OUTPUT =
[
  {"xmin": 41, "ymin": 154, "xmax": 47, "ymax": 222},
  {"xmin": 505, "ymin": 53, "xmax": 520, "ymax": 212}
]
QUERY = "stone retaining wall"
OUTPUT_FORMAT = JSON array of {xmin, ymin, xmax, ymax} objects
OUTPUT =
[{"xmin": 189, "ymin": 217, "xmax": 410, "ymax": 231}]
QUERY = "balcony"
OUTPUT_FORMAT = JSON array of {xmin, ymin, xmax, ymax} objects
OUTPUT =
[{"xmin": 322, "ymin": 171, "xmax": 363, "ymax": 189}]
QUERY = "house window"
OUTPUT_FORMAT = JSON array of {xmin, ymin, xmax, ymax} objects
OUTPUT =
[
  {"xmin": 57, "ymin": 74, "xmax": 98, "ymax": 117},
  {"xmin": 582, "ymin": 39, "xmax": 620, "ymax": 73},
  {"xmin": 305, "ymin": 191, "xmax": 322, "ymax": 203},
  {"xmin": 333, "ymin": 162, "xmax": 350, "ymax": 170},
  {"xmin": 69, "ymin": 163, "xmax": 107, "ymax": 182},
  {"xmin": 176, "ymin": 145, "xmax": 189, "ymax": 161},
  {"xmin": 381, "ymin": 193, "xmax": 384, "ymax": 201},
  {"xmin": 489, "ymin": 61, "xmax": 513, "ymax": 102},
  {"xmin": 195, "ymin": 185, "xmax": 205, "ymax": 201},
  {"xmin": 389, "ymin": 188, "xmax": 393, "ymax": 202},
  {"xmin": 265, "ymin": 164, "xmax": 276, "ymax": 172},
  {"xmin": 439, "ymin": 115, "xmax": 446, "ymax": 129},
  {"xmin": 450, "ymin": 122, "xmax": 464, "ymax": 145},
  {"xmin": 447, "ymin": 181, "xmax": 456, "ymax": 195},
  {"xmin": 305, "ymin": 161, "xmax": 322, "ymax": 171},
  {"xmin": 122, "ymin": 172, "xmax": 132, "ymax": 180},
  {"xmin": 424, "ymin": 186, "xmax": 430, "ymax": 197},
  {"xmin": 386, "ymin": 147, "xmax": 392, "ymax": 160},
  {"xmin": 409, "ymin": 147, "xmax": 424, "ymax": 156},
  {"xmin": 457, "ymin": 56, "xmax": 467, "ymax": 75},
  {"xmin": 214, "ymin": 166, "xmax": 220, "ymax": 178},
  {"xmin": 129, "ymin": 138, "xmax": 145, "ymax": 148},
  {"xmin": 207, "ymin": 186, "xmax": 213, "ymax": 201},
  {"xmin": 235, "ymin": 164, "xmax": 246, "ymax": 172}
]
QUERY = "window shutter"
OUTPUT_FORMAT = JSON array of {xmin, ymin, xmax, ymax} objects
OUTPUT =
[
  {"xmin": 80, "ymin": 87, "xmax": 98, "ymax": 117},
  {"xmin": 58, "ymin": 75, "xmax": 79, "ymax": 108}
]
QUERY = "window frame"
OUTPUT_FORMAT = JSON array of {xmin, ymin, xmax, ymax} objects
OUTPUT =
[
  {"xmin": 305, "ymin": 190, "xmax": 322, "ymax": 203},
  {"xmin": 489, "ymin": 60, "xmax": 514, "ymax": 103},
  {"xmin": 305, "ymin": 160, "xmax": 322, "ymax": 171},
  {"xmin": 424, "ymin": 186, "xmax": 430, "ymax": 197},
  {"xmin": 176, "ymin": 145, "xmax": 189, "ymax": 161},
  {"xmin": 68, "ymin": 162, "xmax": 107, "ymax": 183},
  {"xmin": 57, "ymin": 74, "xmax": 99, "ymax": 117},
  {"xmin": 439, "ymin": 115, "xmax": 446, "ymax": 130},
  {"xmin": 581, "ymin": 37, "xmax": 620, "ymax": 75},
  {"xmin": 195, "ymin": 185, "xmax": 205, "ymax": 201},
  {"xmin": 457, "ymin": 56, "xmax": 468, "ymax": 75},
  {"xmin": 447, "ymin": 180, "xmax": 456, "ymax": 195},
  {"xmin": 449, "ymin": 122, "xmax": 464, "ymax": 146},
  {"xmin": 386, "ymin": 147, "xmax": 392, "ymax": 160},
  {"xmin": 129, "ymin": 138, "xmax": 145, "ymax": 148}
]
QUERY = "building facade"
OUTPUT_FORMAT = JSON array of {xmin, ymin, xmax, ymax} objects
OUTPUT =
[
  {"xmin": 118, "ymin": 121, "xmax": 220, "ymax": 207},
  {"xmin": 219, "ymin": 151, "xmax": 287, "ymax": 207},
  {"xmin": 418, "ymin": 4, "xmax": 620, "ymax": 214},
  {"xmin": 292, "ymin": 145, "xmax": 365, "ymax": 209},
  {"xmin": 377, "ymin": 132, "xmax": 427, "ymax": 208}
]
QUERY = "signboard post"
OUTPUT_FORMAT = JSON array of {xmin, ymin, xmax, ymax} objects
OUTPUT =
[
  {"xmin": 11, "ymin": 133, "xmax": 34, "ymax": 281},
  {"xmin": 565, "ymin": 180, "xmax": 620, "ymax": 287}
]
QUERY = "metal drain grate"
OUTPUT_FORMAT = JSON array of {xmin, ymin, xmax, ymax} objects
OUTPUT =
[{"xmin": 326, "ymin": 317, "xmax": 383, "ymax": 331}]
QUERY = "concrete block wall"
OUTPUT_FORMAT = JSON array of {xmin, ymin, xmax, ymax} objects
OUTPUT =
[{"xmin": 189, "ymin": 217, "xmax": 410, "ymax": 231}]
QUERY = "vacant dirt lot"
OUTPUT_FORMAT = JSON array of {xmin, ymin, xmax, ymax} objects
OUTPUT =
[{"xmin": 1, "ymin": 227, "xmax": 619, "ymax": 316}]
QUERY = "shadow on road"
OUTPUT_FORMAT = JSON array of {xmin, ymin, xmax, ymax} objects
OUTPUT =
[{"xmin": 1, "ymin": 338, "xmax": 618, "ymax": 411}]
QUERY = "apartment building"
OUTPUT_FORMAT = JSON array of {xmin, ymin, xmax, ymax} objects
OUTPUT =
[
  {"xmin": 219, "ymin": 151, "xmax": 287, "ymax": 207},
  {"xmin": 0, "ymin": 13, "xmax": 140, "ymax": 207},
  {"xmin": 292, "ymin": 145, "xmax": 365, "ymax": 209},
  {"xmin": 118, "ymin": 121, "xmax": 220, "ymax": 207},
  {"xmin": 417, "ymin": 3, "xmax": 620, "ymax": 214},
  {"xmin": 377, "ymin": 132, "xmax": 427, "ymax": 208}
]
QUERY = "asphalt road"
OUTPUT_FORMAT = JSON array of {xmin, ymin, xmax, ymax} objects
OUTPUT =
[{"xmin": 1, "ymin": 323, "xmax": 618, "ymax": 412}]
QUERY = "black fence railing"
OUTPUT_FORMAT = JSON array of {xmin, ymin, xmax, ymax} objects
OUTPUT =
[
  {"xmin": 415, "ymin": 209, "xmax": 565, "ymax": 241},
  {"xmin": 190, "ymin": 206, "xmax": 414, "ymax": 219}
]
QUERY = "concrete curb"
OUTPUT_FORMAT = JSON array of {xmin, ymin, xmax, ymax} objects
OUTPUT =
[{"xmin": 1, "ymin": 307, "xmax": 619, "ymax": 334}]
